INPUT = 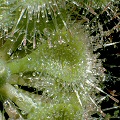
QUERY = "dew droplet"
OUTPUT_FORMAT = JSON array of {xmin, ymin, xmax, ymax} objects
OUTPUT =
[
  {"xmin": 47, "ymin": 116, "xmax": 50, "ymax": 119},
  {"xmin": 21, "ymin": 110, "xmax": 27, "ymax": 115},
  {"xmin": 49, "ymin": 1, "xmax": 52, "ymax": 4},
  {"xmin": 4, "ymin": 28, "xmax": 8, "ymax": 32},
  {"xmin": 3, "ymin": 100, "xmax": 10, "ymax": 108},
  {"xmin": 6, "ymin": 1, "xmax": 10, "ymax": 5},
  {"xmin": 10, "ymin": 39, "xmax": 14, "ymax": 42},
  {"xmin": 58, "ymin": 12, "xmax": 61, "ymax": 15},
  {"xmin": 29, "ymin": 17, "xmax": 32, "ymax": 20},
  {"xmin": 18, "ymin": 45, "xmax": 22, "ymax": 50},
  {"xmin": 7, "ymin": 49, "xmax": 12, "ymax": 55},
  {"xmin": 46, "ymin": 20, "xmax": 49, "ymax": 23},
  {"xmin": 18, "ymin": 97, "xmax": 24, "ymax": 102},
  {"xmin": 34, "ymin": 67, "xmax": 37, "ymax": 71},
  {"xmin": 19, "ymin": 72, "xmax": 23, "ymax": 77},
  {"xmin": 48, "ymin": 12, "xmax": 51, "ymax": 15},
  {"xmin": 27, "ymin": 57, "xmax": 32, "ymax": 61},
  {"xmin": 23, "ymin": 15, "xmax": 26, "ymax": 18},
  {"xmin": 37, "ymin": 20, "xmax": 40, "ymax": 23},
  {"xmin": 52, "ymin": 33, "xmax": 55, "ymax": 36},
  {"xmin": 14, "ymin": 84, "xmax": 18, "ymax": 89},
  {"xmin": 42, "ymin": 15, "xmax": 45, "ymax": 18},
  {"xmin": 5, "ymin": 36, "xmax": 8, "ymax": 39},
  {"xmin": 32, "ymin": 72, "xmax": 36, "ymax": 77},
  {"xmin": 36, "ymin": 72, "xmax": 40, "ymax": 75}
]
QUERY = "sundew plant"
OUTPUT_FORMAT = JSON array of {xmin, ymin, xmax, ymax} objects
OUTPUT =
[{"xmin": 0, "ymin": 0, "xmax": 120, "ymax": 119}]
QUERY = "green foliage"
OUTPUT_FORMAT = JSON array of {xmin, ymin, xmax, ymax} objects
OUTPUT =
[
  {"xmin": 7, "ymin": 26, "xmax": 88, "ymax": 83},
  {"xmin": 0, "ymin": 0, "xmax": 119, "ymax": 119}
]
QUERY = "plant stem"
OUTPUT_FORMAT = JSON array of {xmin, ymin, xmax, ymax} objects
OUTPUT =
[
  {"xmin": 0, "ymin": 83, "xmax": 36, "ymax": 113},
  {"xmin": 0, "ymin": 111, "xmax": 5, "ymax": 120}
]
